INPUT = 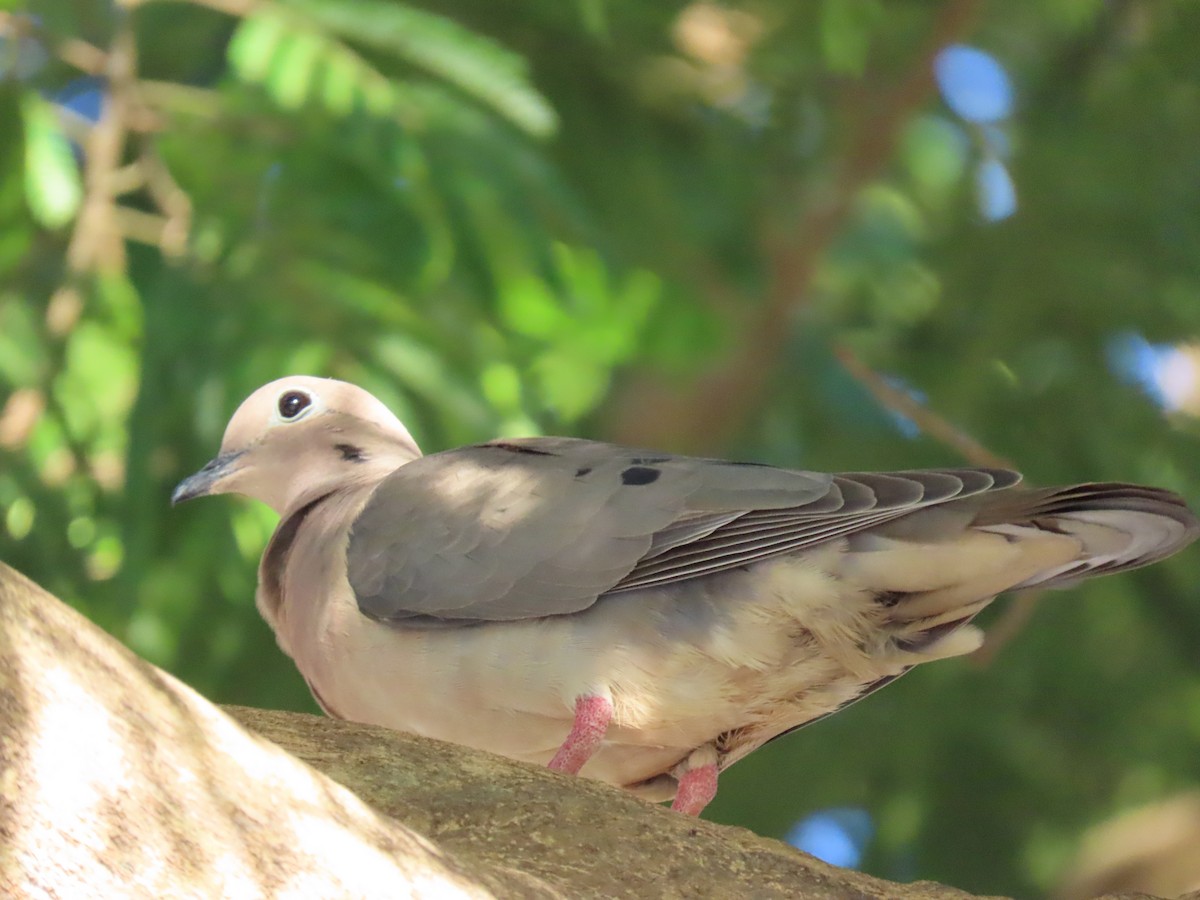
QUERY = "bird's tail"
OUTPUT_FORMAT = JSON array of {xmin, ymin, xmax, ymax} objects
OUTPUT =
[
  {"xmin": 972, "ymin": 483, "xmax": 1199, "ymax": 590},
  {"xmin": 843, "ymin": 481, "xmax": 1197, "ymax": 660}
]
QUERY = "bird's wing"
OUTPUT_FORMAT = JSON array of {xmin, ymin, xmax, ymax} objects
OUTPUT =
[{"xmin": 345, "ymin": 436, "xmax": 1020, "ymax": 626}]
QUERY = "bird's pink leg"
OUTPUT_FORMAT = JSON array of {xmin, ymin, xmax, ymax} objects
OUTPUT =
[
  {"xmin": 548, "ymin": 694, "xmax": 613, "ymax": 775},
  {"xmin": 671, "ymin": 762, "xmax": 718, "ymax": 815}
]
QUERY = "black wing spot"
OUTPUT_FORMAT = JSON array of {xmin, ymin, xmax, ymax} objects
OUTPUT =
[
  {"xmin": 575, "ymin": 466, "xmax": 593, "ymax": 477},
  {"xmin": 621, "ymin": 465, "xmax": 661, "ymax": 486},
  {"xmin": 490, "ymin": 442, "xmax": 556, "ymax": 456},
  {"xmin": 335, "ymin": 443, "xmax": 366, "ymax": 463}
]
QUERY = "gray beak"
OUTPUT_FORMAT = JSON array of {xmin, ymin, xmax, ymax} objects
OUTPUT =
[{"xmin": 171, "ymin": 451, "xmax": 245, "ymax": 505}]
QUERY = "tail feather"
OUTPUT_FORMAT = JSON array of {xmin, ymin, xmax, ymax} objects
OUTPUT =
[{"xmin": 975, "ymin": 483, "xmax": 1199, "ymax": 589}]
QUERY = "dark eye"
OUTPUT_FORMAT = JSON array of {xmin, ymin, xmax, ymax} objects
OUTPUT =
[{"xmin": 278, "ymin": 390, "xmax": 312, "ymax": 420}]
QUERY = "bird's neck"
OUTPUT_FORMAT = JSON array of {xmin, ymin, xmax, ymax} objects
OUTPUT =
[{"xmin": 256, "ymin": 484, "xmax": 378, "ymax": 645}]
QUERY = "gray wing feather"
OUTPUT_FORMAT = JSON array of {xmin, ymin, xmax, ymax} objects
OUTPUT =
[
  {"xmin": 347, "ymin": 436, "xmax": 1030, "ymax": 626},
  {"xmin": 611, "ymin": 469, "xmax": 1021, "ymax": 591},
  {"xmin": 350, "ymin": 438, "xmax": 832, "ymax": 624}
]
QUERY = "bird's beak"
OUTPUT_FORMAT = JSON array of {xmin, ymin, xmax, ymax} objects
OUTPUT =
[{"xmin": 171, "ymin": 450, "xmax": 246, "ymax": 505}]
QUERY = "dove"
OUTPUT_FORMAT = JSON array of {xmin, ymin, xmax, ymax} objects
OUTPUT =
[{"xmin": 173, "ymin": 375, "xmax": 1199, "ymax": 815}]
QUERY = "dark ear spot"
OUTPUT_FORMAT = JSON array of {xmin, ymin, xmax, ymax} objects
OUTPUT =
[
  {"xmin": 621, "ymin": 466, "xmax": 661, "ymax": 486},
  {"xmin": 335, "ymin": 443, "xmax": 366, "ymax": 463}
]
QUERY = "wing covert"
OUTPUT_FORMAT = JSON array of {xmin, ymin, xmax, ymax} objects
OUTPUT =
[{"xmin": 346, "ymin": 437, "xmax": 1020, "ymax": 627}]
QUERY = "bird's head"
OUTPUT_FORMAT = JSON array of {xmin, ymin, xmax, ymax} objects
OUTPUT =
[{"xmin": 172, "ymin": 376, "xmax": 422, "ymax": 516}]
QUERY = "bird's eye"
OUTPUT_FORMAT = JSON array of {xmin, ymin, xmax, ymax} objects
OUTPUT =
[{"xmin": 278, "ymin": 390, "xmax": 312, "ymax": 421}]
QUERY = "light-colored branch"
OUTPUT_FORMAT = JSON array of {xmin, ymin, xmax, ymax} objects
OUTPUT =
[
  {"xmin": 64, "ymin": 16, "xmax": 137, "ymax": 275},
  {"xmin": 0, "ymin": 562, "xmax": 517, "ymax": 899},
  {"xmin": 136, "ymin": 138, "xmax": 192, "ymax": 257},
  {"xmin": 56, "ymin": 36, "xmax": 109, "ymax": 74},
  {"xmin": 111, "ymin": 205, "xmax": 173, "ymax": 247},
  {"xmin": 57, "ymin": 5, "xmax": 194, "ymax": 272}
]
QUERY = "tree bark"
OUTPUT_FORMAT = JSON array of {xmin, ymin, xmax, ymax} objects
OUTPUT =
[{"xmin": 0, "ymin": 561, "xmax": 1154, "ymax": 898}]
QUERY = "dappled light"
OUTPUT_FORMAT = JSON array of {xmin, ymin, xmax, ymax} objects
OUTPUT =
[
  {"xmin": 0, "ymin": 564, "xmax": 488, "ymax": 897},
  {"xmin": 4, "ymin": 2, "xmax": 1200, "ymax": 896}
]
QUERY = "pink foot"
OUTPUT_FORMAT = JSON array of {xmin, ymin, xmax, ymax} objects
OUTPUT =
[
  {"xmin": 671, "ymin": 762, "xmax": 718, "ymax": 816},
  {"xmin": 548, "ymin": 694, "xmax": 612, "ymax": 775}
]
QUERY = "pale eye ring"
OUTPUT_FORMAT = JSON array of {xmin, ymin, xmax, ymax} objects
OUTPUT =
[{"xmin": 278, "ymin": 390, "xmax": 312, "ymax": 421}]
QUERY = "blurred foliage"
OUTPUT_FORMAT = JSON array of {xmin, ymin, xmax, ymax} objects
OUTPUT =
[{"xmin": 3, "ymin": 0, "xmax": 1200, "ymax": 895}]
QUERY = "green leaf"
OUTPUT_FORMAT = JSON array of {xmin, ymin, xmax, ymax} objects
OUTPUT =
[
  {"xmin": 229, "ymin": 9, "xmax": 409, "ymax": 121},
  {"xmin": 0, "ymin": 293, "xmax": 44, "ymax": 383},
  {"xmin": 533, "ymin": 349, "xmax": 608, "ymax": 422},
  {"xmin": 498, "ymin": 274, "xmax": 566, "ymax": 339},
  {"xmin": 227, "ymin": 11, "xmax": 288, "ymax": 83},
  {"xmin": 319, "ymin": 42, "xmax": 364, "ymax": 114},
  {"xmin": 21, "ymin": 92, "xmax": 82, "ymax": 228},
  {"xmin": 284, "ymin": 0, "xmax": 557, "ymax": 136},
  {"xmin": 479, "ymin": 361, "xmax": 523, "ymax": 414},
  {"xmin": 265, "ymin": 26, "xmax": 324, "ymax": 110}
]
